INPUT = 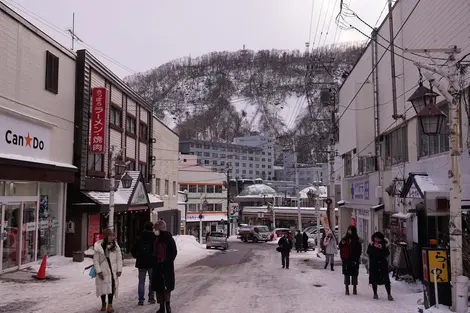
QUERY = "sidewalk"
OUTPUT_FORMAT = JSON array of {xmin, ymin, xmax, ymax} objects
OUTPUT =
[{"xmin": 0, "ymin": 235, "xmax": 216, "ymax": 313}]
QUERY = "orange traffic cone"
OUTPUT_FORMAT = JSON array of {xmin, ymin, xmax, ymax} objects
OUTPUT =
[{"xmin": 34, "ymin": 255, "xmax": 47, "ymax": 280}]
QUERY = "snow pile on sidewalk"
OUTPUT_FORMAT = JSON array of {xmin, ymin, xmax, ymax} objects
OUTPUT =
[{"xmin": 173, "ymin": 235, "xmax": 216, "ymax": 267}]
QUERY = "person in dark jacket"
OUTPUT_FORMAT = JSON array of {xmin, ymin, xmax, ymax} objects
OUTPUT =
[
  {"xmin": 367, "ymin": 231, "xmax": 393, "ymax": 301},
  {"xmin": 302, "ymin": 232, "xmax": 309, "ymax": 252},
  {"xmin": 295, "ymin": 231, "xmax": 303, "ymax": 253},
  {"xmin": 339, "ymin": 225, "xmax": 362, "ymax": 296},
  {"xmin": 151, "ymin": 220, "xmax": 177, "ymax": 313},
  {"xmin": 131, "ymin": 221, "xmax": 157, "ymax": 306},
  {"xmin": 278, "ymin": 233, "xmax": 293, "ymax": 269}
]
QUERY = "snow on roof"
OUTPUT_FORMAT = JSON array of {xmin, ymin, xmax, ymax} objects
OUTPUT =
[
  {"xmin": 0, "ymin": 152, "xmax": 76, "ymax": 169},
  {"xmin": 148, "ymin": 193, "xmax": 163, "ymax": 204},
  {"xmin": 299, "ymin": 186, "xmax": 328, "ymax": 199},
  {"xmin": 392, "ymin": 212, "xmax": 414, "ymax": 218},
  {"xmin": 414, "ymin": 175, "xmax": 440, "ymax": 193},
  {"xmin": 238, "ymin": 184, "xmax": 278, "ymax": 197}
]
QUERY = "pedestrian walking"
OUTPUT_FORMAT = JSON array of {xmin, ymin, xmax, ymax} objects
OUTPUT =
[
  {"xmin": 295, "ymin": 230, "xmax": 302, "ymax": 253},
  {"xmin": 131, "ymin": 221, "xmax": 157, "ymax": 306},
  {"xmin": 339, "ymin": 225, "xmax": 362, "ymax": 296},
  {"xmin": 278, "ymin": 232, "xmax": 293, "ymax": 269},
  {"xmin": 323, "ymin": 230, "xmax": 338, "ymax": 271},
  {"xmin": 151, "ymin": 220, "xmax": 177, "ymax": 313},
  {"xmin": 93, "ymin": 228, "xmax": 123, "ymax": 313},
  {"xmin": 367, "ymin": 231, "xmax": 394, "ymax": 301},
  {"xmin": 302, "ymin": 232, "xmax": 309, "ymax": 252}
]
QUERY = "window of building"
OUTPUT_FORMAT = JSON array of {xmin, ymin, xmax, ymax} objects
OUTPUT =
[
  {"xmin": 206, "ymin": 185, "xmax": 215, "ymax": 193},
  {"xmin": 188, "ymin": 185, "xmax": 197, "ymax": 193},
  {"xmin": 164, "ymin": 179, "xmax": 169, "ymax": 195},
  {"xmin": 203, "ymin": 144, "xmax": 210, "ymax": 149},
  {"xmin": 215, "ymin": 186, "xmax": 222, "ymax": 193},
  {"xmin": 126, "ymin": 158, "xmax": 136, "ymax": 171},
  {"xmin": 212, "ymin": 145, "xmax": 218, "ymax": 150},
  {"xmin": 256, "ymin": 164, "xmax": 260, "ymax": 168},
  {"xmin": 212, "ymin": 160, "xmax": 218, "ymax": 165},
  {"xmin": 344, "ymin": 152, "xmax": 352, "ymax": 177},
  {"xmin": 212, "ymin": 153, "xmax": 218, "ymax": 158},
  {"xmin": 172, "ymin": 181, "xmax": 176, "ymax": 196},
  {"xmin": 220, "ymin": 161, "xmax": 225, "ymax": 166},
  {"xmin": 180, "ymin": 184, "xmax": 188, "ymax": 192},
  {"xmin": 198, "ymin": 185, "xmax": 205, "ymax": 193},
  {"xmin": 242, "ymin": 156, "xmax": 247, "ymax": 160},
  {"xmin": 156, "ymin": 178, "xmax": 161, "ymax": 195},
  {"xmin": 139, "ymin": 122, "xmax": 148, "ymax": 141},
  {"xmin": 220, "ymin": 154, "xmax": 226, "ymax": 158},
  {"xmin": 138, "ymin": 162, "xmax": 147, "ymax": 180},
  {"xmin": 242, "ymin": 163, "xmax": 246, "ymax": 167},
  {"xmin": 384, "ymin": 125, "xmax": 408, "ymax": 167},
  {"xmin": 249, "ymin": 170, "xmax": 253, "ymax": 174},
  {"xmin": 196, "ymin": 144, "xmax": 202, "ymax": 148},
  {"xmin": 419, "ymin": 103, "xmax": 450, "ymax": 158},
  {"xmin": 196, "ymin": 151, "xmax": 202, "ymax": 156},
  {"xmin": 234, "ymin": 155, "xmax": 240, "ymax": 160},
  {"xmin": 197, "ymin": 159, "xmax": 202, "ymax": 164},
  {"xmin": 126, "ymin": 115, "xmax": 136, "ymax": 135},
  {"xmin": 262, "ymin": 158, "xmax": 266, "ymax": 162},
  {"xmin": 45, "ymin": 51, "xmax": 59, "ymax": 94},
  {"xmin": 204, "ymin": 152, "xmax": 210, "ymax": 157},
  {"xmin": 88, "ymin": 153, "xmax": 104, "ymax": 176},
  {"xmin": 227, "ymin": 155, "xmax": 233, "ymax": 159},
  {"xmin": 110, "ymin": 107, "xmax": 122, "ymax": 129},
  {"xmin": 204, "ymin": 160, "xmax": 209, "ymax": 165},
  {"xmin": 188, "ymin": 203, "xmax": 197, "ymax": 212},
  {"xmin": 227, "ymin": 148, "xmax": 233, "ymax": 152}
]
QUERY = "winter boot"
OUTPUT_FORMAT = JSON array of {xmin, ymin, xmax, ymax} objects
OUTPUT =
[
  {"xmin": 149, "ymin": 298, "xmax": 156, "ymax": 304},
  {"xmin": 373, "ymin": 293, "xmax": 378, "ymax": 300},
  {"xmin": 106, "ymin": 304, "xmax": 114, "ymax": 313},
  {"xmin": 138, "ymin": 300, "xmax": 144, "ymax": 306},
  {"xmin": 156, "ymin": 303, "xmax": 166, "ymax": 313},
  {"xmin": 166, "ymin": 301, "xmax": 172, "ymax": 313},
  {"xmin": 324, "ymin": 263, "xmax": 328, "ymax": 269},
  {"xmin": 330, "ymin": 264, "xmax": 334, "ymax": 271},
  {"xmin": 100, "ymin": 304, "xmax": 107, "ymax": 312},
  {"xmin": 352, "ymin": 285, "xmax": 357, "ymax": 295},
  {"xmin": 388, "ymin": 294, "xmax": 394, "ymax": 301},
  {"xmin": 345, "ymin": 285, "xmax": 350, "ymax": 295}
]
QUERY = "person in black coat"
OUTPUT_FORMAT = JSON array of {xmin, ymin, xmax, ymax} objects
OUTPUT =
[
  {"xmin": 295, "ymin": 231, "xmax": 303, "ymax": 253},
  {"xmin": 151, "ymin": 220, "xmax": 177, "ymax": 313},
  {"xmin": 339, "ymin": 225, "xmax": 362, "ymax": 296},
  {"xmin": 302, "ymin": 232, "xmax": 309, "ymax": 252},
  {"xmin": 278, "ymin": 233, "xmax": 293, "ymax": 269},
  {"xmin": 367, "ymin": 231, "xmax": 393, "ymax": 301},
  {"xmin": 131, "ymin": 221, "xmax": 157, "ymax": 305}
]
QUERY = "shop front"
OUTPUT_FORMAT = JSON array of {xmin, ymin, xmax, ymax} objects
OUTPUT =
[
  {"xmin": 0, "ymin": 112, "xmax": 76, "ymax": 273},
  {"xmin": 341, "ymin": 172, "xmax": 382, "ymax": 260},
  {"xmin": 186, "ymin": 212, "xmax": 228, "ymax": 236}
]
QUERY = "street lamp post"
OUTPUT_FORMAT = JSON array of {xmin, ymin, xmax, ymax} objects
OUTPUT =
[{"xmin": 199, "ymin": 197, "xmax": 208, "ymax": 244}]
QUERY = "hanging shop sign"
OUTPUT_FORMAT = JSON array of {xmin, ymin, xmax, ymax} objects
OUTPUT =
[
  {"xmin": 90, "ymin": 87, "xmax": 107, "ymax": 154},
  {"xmin": 349, "ymin": 180, "xmax": 370, "ymax": 200}
]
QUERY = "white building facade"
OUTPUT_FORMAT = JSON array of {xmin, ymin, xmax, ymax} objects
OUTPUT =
[
  {"xmin": 178, "ymin": 155, "xmax": 228, "ymax": 235},
  {"xmin": 336, "ymin": 0, "xmax": 470, "ymax": 261},
  {"xmin": 151, "ymin": 115, "xmax": 179, "ymax": 212},
  {"xmin": 0, "ymin": 3, "xmax": 76, "ymax": 273}
]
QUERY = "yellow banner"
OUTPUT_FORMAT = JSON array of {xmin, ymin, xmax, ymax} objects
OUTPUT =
[{"xmin": 428, "ymin": 250, "xmax": 449, "ymax": 283}]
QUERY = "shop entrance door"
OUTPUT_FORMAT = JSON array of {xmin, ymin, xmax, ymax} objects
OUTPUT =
[{"xmin": 0, "ymin": 199, "xmax": 38, "ymax": 273}]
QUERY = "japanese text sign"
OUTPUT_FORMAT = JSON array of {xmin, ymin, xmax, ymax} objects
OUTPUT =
[
  {"xmin": 90, "ymin": 87, "xmax": 107, "ymax": 153},
  {"xmin": 428, "ymin": 250, "xmax": 449, "ymax": 283}
]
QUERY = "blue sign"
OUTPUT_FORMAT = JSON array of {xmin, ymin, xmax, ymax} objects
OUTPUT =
[
  {"xmin": 364, "ymin": 181, "xmax": 369, "ymax": 200},
  {"xmin": 350, "ymin": 180, "xmax": 369, "ymax": 200}
]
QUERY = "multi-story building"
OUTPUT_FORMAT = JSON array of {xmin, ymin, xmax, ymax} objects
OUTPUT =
[
  {"xmin": 178, "ymin": 155, "xmax": 228, "ymax": 235},
  {"xmin": 274, "ymin": 163, "xmax": 329, "ymax": 185},
  {"xmin": 66, "ymin": 50, "xmax": 163, "ymax": 256},
  {"xmin": 0, "ymin": 3, "xmax": 76, "ymax": 273},
  {"xmin": 336, "ymin": 0, "xmax": 470, "ymax": 267},
  {"xmin": 151, "ymin": 115, "xmax": 179, "ymax": 212},
  {"xmin": 179, "ymin": 137, "xmax": 275, "ymax": 180}
]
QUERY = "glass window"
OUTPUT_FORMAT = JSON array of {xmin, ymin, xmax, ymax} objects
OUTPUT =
[
  {"xmin": 38, "ymin": 182, "xmax": 62, "ymax": 257},
  {"xmin": 172, "ymin": 181, "xmax": 176, "ymax": 196},
  {"xmin": 5, "ymin": 181, "xmax": 37, "ymax": 196},
  {"xmin": 156, "ymin": 178, "xmax": 161, "ymax": 195},
  {"xmin": 2, "ymin": 204, "xmax": 20, "ymax": 270},
  {"xmin": 110, "ymin": 107, "xmax": 122, "ymax": 128},
  {"xmin": 23, "ymin": 201, "xmax": 37, "ymax": 264},
  {"xmin": 197, "ymin": 185, "xmax": 205, "ymax": 193},
  {"xmin": 206, "ymin": 185, "xmax": 214, "ymax": 193},
  {"xmin": 164, "ymin": 180, "xmax": 169, "ymax": 195},
  {"xmin": 188, "ymin": 185, "xmax": 197, "ymax": 193},
  {"xmin": 215, "ymin": 186, "xmax": 222, "ymax": 193}
]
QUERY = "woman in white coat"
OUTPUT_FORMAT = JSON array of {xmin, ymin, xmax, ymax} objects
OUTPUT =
[{"xmin": 93, "ymin": 228, "xmax": 123, "ymax": 313}]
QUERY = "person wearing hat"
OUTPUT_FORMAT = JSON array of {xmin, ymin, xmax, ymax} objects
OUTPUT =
[
  {"xmin": 93, "ymin": 228, "xmax": 123, "ymax": 313},
  {"xmin": 151, "ymin": 220, "xmax": 177, "ymax": 313},
  {"xmin": 367, "ymin": 231, "xmax": 393, "ymax": 301}
]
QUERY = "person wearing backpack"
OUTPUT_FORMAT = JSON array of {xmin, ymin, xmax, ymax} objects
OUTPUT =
[
  {"xmin": 131, "ymin": 221, "xmax": 157, "ymax": 306},
  {"xmin": 339, "ymin": 225, "xmax": 362, "ymax": 296}
]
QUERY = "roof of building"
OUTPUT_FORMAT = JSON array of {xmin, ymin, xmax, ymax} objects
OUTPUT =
[
  {"xmin": 179, "ymin": 139, "xmax": 264, "ymax": 151},
  {"xmin": 0, "ymin": 1, "xmax": 75, "ymax": 60},
  {"xmin": 238, "ymin": 183, "xmax": 278, "ymax": 197}
]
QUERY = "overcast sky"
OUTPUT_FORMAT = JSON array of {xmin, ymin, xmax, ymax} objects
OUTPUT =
[{"xmin": 5, "ymin": 0, "xmax": 387, "ymax": 79}]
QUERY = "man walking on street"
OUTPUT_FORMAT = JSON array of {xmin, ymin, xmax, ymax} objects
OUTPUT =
[
  {"xmin": 278, "ymin": 232, "xmax": 293, "ymax": 269},
  {"xmin": 131, "ymin": 221, "xmax": 157, "ymax": 306}
]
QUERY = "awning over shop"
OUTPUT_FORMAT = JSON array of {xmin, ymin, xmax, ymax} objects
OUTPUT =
[
  {"xmin": 372, "ymin": 204, "xmax": 384, "ymax": 212},
  {"xmin": 80, "ymin": 171, "xmax": 164, "ymax": 213},
  {"xmin": 400, "ymin": 172, "xmax": 443, "ymax": 199}
]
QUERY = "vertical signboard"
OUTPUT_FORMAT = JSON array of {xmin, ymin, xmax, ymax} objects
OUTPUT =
[{"xmin": 90, "ymin": 87, "xmax": 107, "ymax": 153}]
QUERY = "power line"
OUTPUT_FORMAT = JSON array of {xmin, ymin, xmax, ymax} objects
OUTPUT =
[
  {"xmin": 307, "ymin": 0, "xmax": 316, "ymax": 45},
  {"xmin": 4, "ymin": 0, "xmax": 137, "ymax": 74}
]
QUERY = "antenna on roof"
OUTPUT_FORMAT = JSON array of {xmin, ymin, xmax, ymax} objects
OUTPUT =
[{"xmin": 66, "ymin": 13, "xmax": 82, "ymax": 51}]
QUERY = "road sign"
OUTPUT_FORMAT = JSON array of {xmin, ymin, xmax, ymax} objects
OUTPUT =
[
  {"xmin": 325, "ymin": 198, "xmax": 332, "ymax": 205},
  {"xmin": 198, "ymin": 214, "xmax": 203, "ymax": 219}
]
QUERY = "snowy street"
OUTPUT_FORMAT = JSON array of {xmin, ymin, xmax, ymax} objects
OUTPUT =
[{"xmin": 0, "ymin": 238, "xmax": 423, "ymax": 313}]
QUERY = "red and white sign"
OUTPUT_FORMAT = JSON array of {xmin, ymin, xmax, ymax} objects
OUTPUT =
[
  {"xmin": 90, "ymin": 87, "xmax": 107, "ymax": 153},
  {"xmin": 351, "ymin": 217, "xmax": 357, "ymax": 227}
]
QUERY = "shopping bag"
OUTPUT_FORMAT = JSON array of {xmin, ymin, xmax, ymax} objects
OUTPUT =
[{"xmin": 89, "ymin": 265, "xmax": 97, "ymax": 278}]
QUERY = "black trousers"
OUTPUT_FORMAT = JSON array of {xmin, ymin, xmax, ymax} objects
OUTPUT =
[
  {"xmin": 281, "ymin": 251, "xmax": 290, "ymax": 268},
  {"xmin": 101, "ymin": 276, "xmax": 115, "ymax": 305},
  {"xmin": 372, "ymin": 283, "xmax": 391, "ymax": 295}
]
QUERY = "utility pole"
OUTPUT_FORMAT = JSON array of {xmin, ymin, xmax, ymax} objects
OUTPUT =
[
  {"xmin": 226, "ymin": 167, "xmax": 231, "ymax": 237},
  {"xmin": 407, "ymin": 46, "xmax": 462, "ymax": 312},
  {"xmin": 387, "ymin": 0, "xmax": 400, "ymax": 119},
  {"xmin": 293, "ymin": 139, "xmax": 302, "ymax": 231},
  {"xmin": 66, "ymin": 13, "xmax": 82, "ymax": 51}
]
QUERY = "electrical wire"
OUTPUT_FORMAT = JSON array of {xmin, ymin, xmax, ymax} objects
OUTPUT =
[{"xmin": 307, "ymin": 0, "xmax": 316, "ymax": 45}]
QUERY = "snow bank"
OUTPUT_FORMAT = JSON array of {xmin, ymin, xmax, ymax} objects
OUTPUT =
[{"xmin": 422, "ymin": 306, "xmax": 455, "ymax": 313}]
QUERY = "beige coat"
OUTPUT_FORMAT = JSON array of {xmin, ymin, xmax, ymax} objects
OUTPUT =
[{"xmin": 93, "ymin": 240, "xmax": 123, "ymax": 297}]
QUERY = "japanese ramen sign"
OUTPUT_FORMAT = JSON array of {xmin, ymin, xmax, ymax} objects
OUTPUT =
[{"xmin": 90, "ymin": 87, "xmax": 107, "ymax": 153}]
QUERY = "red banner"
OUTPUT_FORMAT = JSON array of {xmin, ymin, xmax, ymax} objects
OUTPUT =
[
  {"xmin": 90, "ymin": 87, "xmax": 107, "ymax": 153},
  {"xmin": 88, "ymin": 214, "xmax": 101, "ymax": 246}
]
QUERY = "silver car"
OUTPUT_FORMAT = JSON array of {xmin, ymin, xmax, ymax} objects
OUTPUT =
[{"xmin": 206, "ymin": 232, "xmax": 228, "ymax": 250}]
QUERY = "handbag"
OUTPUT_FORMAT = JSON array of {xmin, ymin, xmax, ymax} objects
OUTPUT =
[
  {"xmin": 276, "ymin": 247, "xmax": 282, "ymax": 252},
  {"xmin": 89, "ymin": 265, "xmax": 97, "ymax": 278}
]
